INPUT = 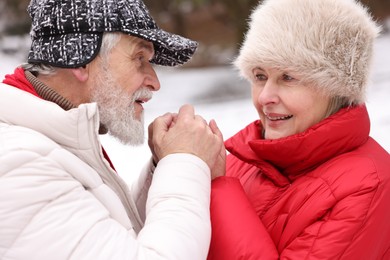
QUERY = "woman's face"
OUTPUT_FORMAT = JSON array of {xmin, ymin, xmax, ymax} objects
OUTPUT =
[{"xmin": 251, "ymin": 67, "xmax": 330, "ymax": 140}]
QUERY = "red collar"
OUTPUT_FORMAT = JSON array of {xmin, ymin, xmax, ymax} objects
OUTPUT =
[
  {"xmin": 225, "ymin": 105, "xmax": 370, "ymax": 180},
  {"xmin": 2, "ymin": 67, "xmax": 40, "ymax": 98}
]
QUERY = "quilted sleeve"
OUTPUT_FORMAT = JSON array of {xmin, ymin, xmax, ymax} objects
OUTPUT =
[
  {"xmin": 207, "ymin": 177, "xmax": 278, "ymax": 260},
  {"xmin": 131, "ymin": 157, "xmax": 155, "ymax": 223}
]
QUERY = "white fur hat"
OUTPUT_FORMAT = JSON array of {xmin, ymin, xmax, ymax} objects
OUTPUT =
[{"xmin": 235, "ymin": 0, "xmax": 381, "ymax": 104}]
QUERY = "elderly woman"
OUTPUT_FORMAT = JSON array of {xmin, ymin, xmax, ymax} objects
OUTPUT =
[{"xmin": 207, "ymin": 0, "xmax": 390, "ymax": 259}]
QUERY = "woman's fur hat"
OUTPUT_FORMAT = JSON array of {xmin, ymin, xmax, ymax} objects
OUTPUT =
[{"xmin": 235, "ymin": 0, "xmax": 381, "ymax": 104}]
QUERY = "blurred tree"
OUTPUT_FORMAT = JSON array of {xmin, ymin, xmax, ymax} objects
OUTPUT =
[
  {"xmin": 1, "ymin": 0, "xmax": 389, "ymax": 37},
  {"xmin": 143, "ymin": 0, "xmax": 260, "ymax": 66},
  {"xmin": 361, "ymin": 0, "xmax": 390, "ymax": 22},
  {"xmin": 1, "ymin": 0, "xmax": 389, "ymax": 66},
  {"xmin": 144, "ymin": 0, "xmax": 207, "ymax": 37},
  {"xmin": 210, "ymin": 0, "xmax": 260, "ymax": 45},
  {"xmin": 0, "ymin": 0, "xmax": 30, "ymax": 35},
  {"xmin": 144, "ymin": 0, "xmax": 390, "ymax": 66},
  {"xmin": 144, "ymin": 0, "xmax": 259, "ymax": 43}
]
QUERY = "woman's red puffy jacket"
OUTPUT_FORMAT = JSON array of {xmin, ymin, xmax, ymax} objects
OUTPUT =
[{"xmin": 208, "ymin": 105, "xmax": 390, "ymax": 259}]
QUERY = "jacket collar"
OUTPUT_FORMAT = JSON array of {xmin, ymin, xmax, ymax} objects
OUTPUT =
[
  {"xmin": 0, "ymin": 81, "xmax": 100, "ymax": 151},
  {"xmin": 2, "ymin": 67, "xmax": 115, "ymax": 170},
  {"xmin": 225, "ymin": 105, "xmax": 370, "ymax": 181},
  {"xmin": 2, "ymin": 67, "xmax": 40, "ymax": 97},
  {"xmin": 3, "ymin": 67, "xmax": 75, "ymax": 111}
]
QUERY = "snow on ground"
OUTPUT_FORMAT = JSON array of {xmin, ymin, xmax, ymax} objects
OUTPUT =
[{"xmin": 1, "ymin": 33, "xmax": 389, "ymax": 184}]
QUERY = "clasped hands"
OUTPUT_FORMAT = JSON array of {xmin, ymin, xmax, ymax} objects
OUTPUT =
[{"xmin": 148, "ymin": 104, "xmax": 225, "ymax": 179}]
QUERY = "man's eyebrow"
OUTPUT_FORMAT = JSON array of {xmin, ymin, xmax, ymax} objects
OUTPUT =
[{"xmin": 136, "ymin": 41, "xmax": 154, "ymax": 54}]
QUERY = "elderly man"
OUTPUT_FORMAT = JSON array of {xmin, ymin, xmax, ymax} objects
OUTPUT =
[{"xmin": 0, "ymin": 0, "xmax": 224, "ymax": 259}]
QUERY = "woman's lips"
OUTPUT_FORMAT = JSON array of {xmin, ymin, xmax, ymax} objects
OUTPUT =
[{"xmin": 264, "ymin": 112, "xmax": 293, "ymax": 121}]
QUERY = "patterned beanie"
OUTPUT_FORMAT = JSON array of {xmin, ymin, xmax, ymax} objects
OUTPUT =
[
  {"xmin": 27, "ymin": 0, "xmax": 198, "ymax": 67},
  {"xmin": 235, "ymin": 0, "xmax": 381, "ymax": 104}
]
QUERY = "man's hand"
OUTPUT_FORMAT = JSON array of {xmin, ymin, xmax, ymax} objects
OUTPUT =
[{"xmin": 148, "ymin": 104, "xmax": 225, "ymax": 174}]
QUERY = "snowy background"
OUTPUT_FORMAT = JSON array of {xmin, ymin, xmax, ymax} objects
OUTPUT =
[{"xmin": 1, "ymin": 33, "xmax": 389, "ymax": 185}]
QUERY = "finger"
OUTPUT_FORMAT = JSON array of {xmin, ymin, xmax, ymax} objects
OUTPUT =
[
  {"xmin": 209, "ymin": 119, "xmax": 224, "ymax": 139},
  {"xmin": 177, "ymin": 104, "xmax": 195, "ymax": 121},
  {"xmin": 153, "ymin": 113, "xmax": 175, "ymax": 134},
  {"xmin": 195, "ymin": 115, "xmax": 208, "ymax": 125},
  {"xmin": 169, "ymin": 113, "xmax": 178, "ymax": 128},
  {"xmin": 148, "ymin": 121, "xmax": 154, "ymax": 140}
]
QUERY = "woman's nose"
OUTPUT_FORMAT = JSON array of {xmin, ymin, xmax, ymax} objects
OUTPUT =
[{"xmin": 257, "ymin": 80, "xmax": 279, "ymax": 105}]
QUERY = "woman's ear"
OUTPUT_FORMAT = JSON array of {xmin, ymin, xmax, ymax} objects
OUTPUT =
[{"xmin": 70, "ymin": 65, "xmax": 89, "ymax": 82}]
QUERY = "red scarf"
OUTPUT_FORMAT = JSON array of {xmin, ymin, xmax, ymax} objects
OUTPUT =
[
  {"xmin": 2, "ymin": 67, "xmax": 41, "ymax": 98},
  {"xmin": 2, "ymin": 67, "xmax": 117, "ymax": 171}
]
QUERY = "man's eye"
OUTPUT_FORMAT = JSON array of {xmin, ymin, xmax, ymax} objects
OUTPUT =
[
  {"xmin": 138, "ymin": 55, "xmax": 145, "ymax": 61},
  {"xmin": 133, "ymin": 52, "xmax": 146, "ymax": 62}
]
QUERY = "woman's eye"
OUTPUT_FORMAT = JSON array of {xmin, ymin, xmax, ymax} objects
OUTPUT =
[
  {"xmin": 283, "ymin": 74, "xmax": 294, "ymax": 81},
  {"xmin": 254, "ymin": 73, "xmax": 267, "ymax": 81}
]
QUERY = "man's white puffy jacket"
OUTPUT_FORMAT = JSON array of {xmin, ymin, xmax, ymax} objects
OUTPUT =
[{"xmin": 0, "ymin": 83, "xmax": 211, "ymax": 260}]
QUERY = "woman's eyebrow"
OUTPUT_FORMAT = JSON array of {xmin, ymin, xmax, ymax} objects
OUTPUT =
[{"xmin": 254, "ymin": 66, "xmax": 265, "ymax": 71}]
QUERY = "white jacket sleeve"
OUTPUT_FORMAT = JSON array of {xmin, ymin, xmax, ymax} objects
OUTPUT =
[
  {"xmin": 138, "ymin": 153, "xmax": 212, "ymax": 259},
  {"xmin": 1, "ymin": 142, "xmax": 211, "ymax": 260},
  {"xmin": 131, "ymin": 157, "xmax": 155, "ymax": 223},
  {"xmin": 71, "ymin": 153, "xmax": 212, "ymax": 260}
]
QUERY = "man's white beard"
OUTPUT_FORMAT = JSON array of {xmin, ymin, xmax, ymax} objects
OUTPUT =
[{"xmin": 91, "ymin": 69, "xmax": 152, "ymax": 146}]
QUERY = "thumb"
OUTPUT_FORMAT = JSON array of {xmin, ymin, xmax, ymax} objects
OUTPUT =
[
  {"xmin": 177, "ymin": 104, "xmax": 195, "ymax": 122},
  {"xmin": 209, "ymin": 119, "xmax": 223, "ymax": 139}
]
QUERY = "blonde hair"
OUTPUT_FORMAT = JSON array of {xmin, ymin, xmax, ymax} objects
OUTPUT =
[{"xmin": 324, "ymin": 96, "xmax": 352, "ymax": 118}]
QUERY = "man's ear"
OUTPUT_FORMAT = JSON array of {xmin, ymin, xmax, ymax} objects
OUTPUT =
[{"xmin": 70, "ymin": 65, "xmax": 89, "ymax": 82}]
